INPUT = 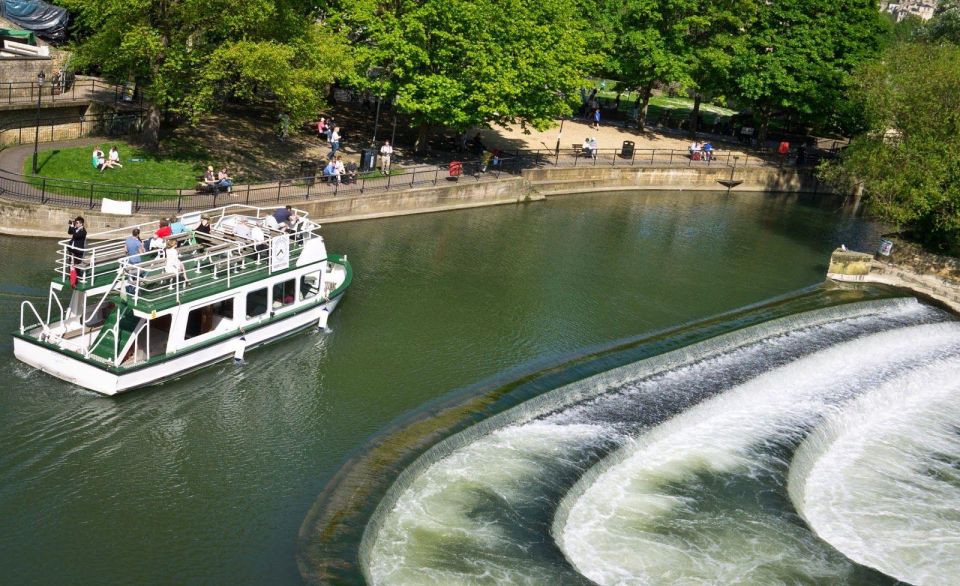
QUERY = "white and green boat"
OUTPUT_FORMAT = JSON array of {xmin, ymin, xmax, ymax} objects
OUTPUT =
[{"xmin": 13, "ymin": 205, "xmax": 352, "ymax": 395}]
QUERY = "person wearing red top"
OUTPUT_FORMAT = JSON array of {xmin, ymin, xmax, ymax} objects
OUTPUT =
[{"xmin": 154, "ymin": 219, "xmax": 172, "ymax": 239}]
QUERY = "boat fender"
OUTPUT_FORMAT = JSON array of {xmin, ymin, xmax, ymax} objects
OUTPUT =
[
  {"xmin": 316, "ymin": 307, "xmax": 330, "ymax": 332},
  {"xmin": 234, "ymin": 333, "xmax": 247, "ymax": 364}
]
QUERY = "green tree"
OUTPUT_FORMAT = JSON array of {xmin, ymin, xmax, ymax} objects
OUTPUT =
[
  {"xmin": 327, "ymin": 0, "xmax": 593, "ymax": 150},
  {"xmin": 61, "ymin": 0, "xmax": 349, "ymax": 146},
  {"xmin": 822, "ymin": 43, "xmax": 960, "ymax": 252},
  {"xmin": 731, "ymin": 0, "xmax": 887, "ymax": 143}
]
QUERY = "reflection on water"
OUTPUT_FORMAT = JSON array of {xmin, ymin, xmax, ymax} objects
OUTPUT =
[{"xmin": 0, "ymin": 191, "xmax": 885, "ymax": 583}]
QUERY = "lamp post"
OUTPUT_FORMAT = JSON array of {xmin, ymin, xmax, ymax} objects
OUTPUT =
[
  {"xmin": 554, "ymin": 116, "xmax": 565, "ymax": 156},
  {"xmin": 372, "ymin": 93, "xmax": 383, "ymax": 144},
  {"xmin": 390, "ymin": 95, "xmax": 398, "ymax": 147},
  {"xmin": 32, "ymin": 70, "xmax": 45, "ymax": 174}
]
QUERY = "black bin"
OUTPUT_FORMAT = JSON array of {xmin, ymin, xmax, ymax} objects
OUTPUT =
[
  {"xmin": 621, "ymin": 140, "xmax": 635, "ymax": 159},
  {"xmin": 299, "ymin": 160, "xmax": 318, "ymax": 187},
  {"xmin": 360, "ymin": 148, "xmax": 377, "ymax": 172}
]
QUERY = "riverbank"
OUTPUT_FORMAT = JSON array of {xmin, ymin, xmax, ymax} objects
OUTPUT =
[
  {"xmin": 0, "ymin": 164, "xmax": 825, "ymax": 238},
  {"xmin": 828, "ymin": 242, "xmax": 960, "ymax": 314}
]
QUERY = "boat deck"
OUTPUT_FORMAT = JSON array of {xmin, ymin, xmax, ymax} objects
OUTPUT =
[{"xmin": 55, "ymin": 205, "xmax": 331, "ymax": 313}]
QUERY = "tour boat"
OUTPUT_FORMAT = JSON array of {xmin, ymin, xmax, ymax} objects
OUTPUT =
[{"xmin": 13, "ymin": 205, "xmax": 352, "ymax": 395}]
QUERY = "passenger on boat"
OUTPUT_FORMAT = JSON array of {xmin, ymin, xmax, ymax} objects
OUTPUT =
[
  {"xmin": 274, "ymin": 205, "xmax": 293, "ymax": 225},
  {"xmin": 154, "ymin": 219, "xmax": 172, "ymax": 240},
  {"xmin": 196, "ymin": 216, "xmax": 211, "ymax": 234},
  {"xmin": 147, "ymin": 232, "xmax": 166, "ymax": 255},
  {"xmin": 163, "ymin": 239, "xmax": 190, "ymax": 286},
  {"xmin": 264, "ymin": 214, "xmax": 280, "ymax": 231},
  {"xmin": 67, "ymin": 216, "xmax": 87, "ymax": 265},
  {"xmin": 125, "ymin": 228, "xmax": 145, "ymax": 264},
  {"xmin": 170, "ymin": 218, "xmax": 188, "ymax": 243}
]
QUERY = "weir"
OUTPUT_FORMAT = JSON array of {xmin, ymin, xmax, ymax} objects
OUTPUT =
[
  {"xmin": 788, "ymin": 361, "xmax": 960, "ymax": 585},
  {"xmin": 359, "ymin": 298, "xmax": 955, "ymax": 584},
  {"xmin": 553, "ymin": 321, "xmax": 960, "ymax": 585}
]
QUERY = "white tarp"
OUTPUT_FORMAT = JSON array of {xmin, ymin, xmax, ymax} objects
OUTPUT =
[
  {"xmin": 100, "ymin": 198, "xmax": 132, "ymax": 215},
  {"xmin": 271, "ymin": 234, "xmax": 290, "ymax": 272}
]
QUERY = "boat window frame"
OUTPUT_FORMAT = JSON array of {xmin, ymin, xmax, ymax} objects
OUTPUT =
[{"xmin": 182, "ymin": 294, "xmax": 238, "ymax": 343}]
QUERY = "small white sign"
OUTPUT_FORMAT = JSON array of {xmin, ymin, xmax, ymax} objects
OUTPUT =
[
  {"xmin": 271, "ymin": 234, "xmax": 290, "ymax": 272},
  {"xmin": 101, "ymin": 198, "xmax": 133, "ymax": 215}
]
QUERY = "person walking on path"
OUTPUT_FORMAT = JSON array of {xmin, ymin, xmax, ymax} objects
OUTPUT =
[
  {"xmin": 592, "ymin": 108, "xmax": 601, "ymax": 130},
  {"xmin": 328, "ymin": 127, "xmax": 342, "ymax": 158},
  {"xmin": 379, "ymin": 140, "xmax": 394, "ymax": 173}
]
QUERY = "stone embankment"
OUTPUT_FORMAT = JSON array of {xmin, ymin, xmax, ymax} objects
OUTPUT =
[
  {"xmin": 0, "ymin": 163, "xmax": 826, "ymax": 238},
  {"xmin": 828, "ymin": 242, "xmax": 960, "ymax": 314}
]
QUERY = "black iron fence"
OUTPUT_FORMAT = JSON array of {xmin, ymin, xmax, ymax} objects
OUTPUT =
[
  {"xmin": 0, "ymin": 111, "xmax": 147, "ymax": 147},
  {"xmin": 0, "ymin": 78, "xmax": 142, "ymax": 108},
  {"xmin": 0, "ymin": 144, "xmax": 825, "ymax": 215}
]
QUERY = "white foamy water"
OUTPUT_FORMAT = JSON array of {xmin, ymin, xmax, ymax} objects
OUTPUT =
[
  {"xmin": 366, "ymin": 422, "xmax": 613, "ymax": 585},
  {"xmin": 789, "ymin": 359, "xmax": 960, "ymax": 586},
  {"xmin": 555, "ymin": 323, "xmax": 960, "ymax": 585}
]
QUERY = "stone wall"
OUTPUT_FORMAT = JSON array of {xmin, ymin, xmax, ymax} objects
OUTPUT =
[
  {"xmin": 827, "ymin": 245, "xmax": 960, "ymax": 315},
  {"xmin": 524, "ymin": 165, "xmax": 825, "ymax": 195}
]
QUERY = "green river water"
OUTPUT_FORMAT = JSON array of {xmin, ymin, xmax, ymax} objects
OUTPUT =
[{"xmin": 0, "ymin": 190, "xmax": 886, "ymax": 584}]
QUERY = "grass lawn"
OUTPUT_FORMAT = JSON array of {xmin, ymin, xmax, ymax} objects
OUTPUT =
[
  {"xmin": 591, "ymin": 90, "xmax": 738, "ymax": 124},
  {"xmin": 26, "ymin": 141, "xmax": 208, "ymax": 190}
]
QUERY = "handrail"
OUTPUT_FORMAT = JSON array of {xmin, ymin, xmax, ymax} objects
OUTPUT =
[
  {"xmin": 20, "ymin": 300, "xmax": 49, "ymax": 336},
  {"xmin": 0, "ymin": 78, "xmax": 143, "ymax": 108}
]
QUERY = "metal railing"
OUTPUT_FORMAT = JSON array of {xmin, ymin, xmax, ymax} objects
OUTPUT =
[
  {"xmin": 0, "ymin": 78, "xmax": 143, "ymax": 108},
  {"xmin": 0, "ymin": 144, "xmax": 825, "ymax": 214}
]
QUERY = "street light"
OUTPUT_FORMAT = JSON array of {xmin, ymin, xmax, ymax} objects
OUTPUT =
[
  {"xmin": 32, "ymin": 69, "xmax": 45, "ymax": 174},
  {"xmin": 390, "ymin": 95, "xmax": 398, "ymax": 147},
  {"xmin": 555, "ymin": 116, "xmax": 565, "ymax": 156},
  {"xmin": 372, "ymin": 93, "xmax": 383, "ymax": 144}
]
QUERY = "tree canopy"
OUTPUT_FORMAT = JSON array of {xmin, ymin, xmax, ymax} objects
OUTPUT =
[
  {"xmin": 61, "ymin": 0, "xmax": 350, "ymax": 143},
  {"xmin": 821, "ymin": 42, "xmax": 960, "ymax": 252},
  {"xmin": 325, "ymin": 0, "xmax": 593, "ymax": 148}
]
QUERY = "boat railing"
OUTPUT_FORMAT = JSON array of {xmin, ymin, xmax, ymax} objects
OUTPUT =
[
  {"xmin": 121, "ymin": 226, "xmax": 317, "ymax": 307},
  {"xmin": 55, "ymin": 204, "xmax": 314, "ymax": 286},
  {"xmin": 20, "ymin": 300, "xmax": 49, "ymax": 336}
]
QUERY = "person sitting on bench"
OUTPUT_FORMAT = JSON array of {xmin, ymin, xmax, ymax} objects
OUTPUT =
[
  {"xmin": 581, "ymin": 138, "xmax": 593, "ymax": 158},
  {"xmin": 203, "ymin": 166, "xmax": 218, "ymax": 193}
]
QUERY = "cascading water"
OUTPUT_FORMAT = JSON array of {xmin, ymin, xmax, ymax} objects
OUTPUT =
[
  {"xmin": 789, "ymin": 360, "xmax": 960, "ymax": 585},
  {"xmin": 554, "ymin": 322, "xmax": 960, "ymax": 585},
  {"xmin": 361, "ymin": 299, "xmax": 957, "ymax": 585}
]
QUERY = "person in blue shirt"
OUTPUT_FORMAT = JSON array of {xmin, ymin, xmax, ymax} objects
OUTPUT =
[
  {"xmin": 702, "ymin": 141, "xmax": 714, "ymax": 161},
  {"xmin": 170, "ymin": 219, "xmax": 187, "ymax": 235},
  {"xmin": 125, "ymin": 228, "xmax": 144, "ymax": 264},
  {"xmin": 274, "ymin": 205, "xmax": 293, "ymax": 225}
]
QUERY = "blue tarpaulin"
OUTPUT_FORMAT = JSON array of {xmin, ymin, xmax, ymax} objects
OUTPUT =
[{"xmin": 1, "ymin": 0, "xmax": 68, "ymax": 44}]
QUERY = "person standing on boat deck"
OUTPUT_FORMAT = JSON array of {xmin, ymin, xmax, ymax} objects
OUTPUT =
[
  {"xmin": 163, "ymin": 239, "xmax": 189, "ymax": 286},
  {"xmin": 67, "ymin": 217, "xmax": 87, "ymax": 265},
  {"xmin": 125, "ymin": 228, "xmax": 144, "ymax": 264},
  {"xmin": 274, "ymin": 205, "xmax": 293, "ymax": 225}
]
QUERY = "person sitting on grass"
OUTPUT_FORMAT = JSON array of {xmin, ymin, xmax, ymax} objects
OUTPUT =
[
  {"xmin": 104, "ymin": 146, "xmax": 123, "ymax": 170},
  {"xmin": 91, "ymin": 146, "xmax": 106, "ymax": 171}
]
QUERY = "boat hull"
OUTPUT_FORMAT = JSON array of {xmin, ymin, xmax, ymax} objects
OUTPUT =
[{"xmin": 14, "ymin": 296, "xmax": 342, "ymax": 396}]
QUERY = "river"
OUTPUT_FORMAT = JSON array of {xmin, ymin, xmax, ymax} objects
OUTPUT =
[{"xmin": 0, "ymin": 190, "xmax": 912, "ymax": 583}]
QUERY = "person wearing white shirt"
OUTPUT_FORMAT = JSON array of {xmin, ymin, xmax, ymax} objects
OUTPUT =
[
  {"xmin": 379, "ymin": 140, "xmax": 394, "ymax": 172},
  {"xmin": 250, "ymin": 223, "xmax": 267, "ymax": 262},
  {"xmin": 163, "ymin": 240, "xmax": 189, "ymax": 286}
]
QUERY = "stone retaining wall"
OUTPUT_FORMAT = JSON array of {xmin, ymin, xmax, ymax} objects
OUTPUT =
[
  {"xmin": 827, "ymin": 245, "xmax": 960, "ymax": 315},
  {"xmin": 524, "ymin": 165, "xmax": 825, "ymax": 194}
]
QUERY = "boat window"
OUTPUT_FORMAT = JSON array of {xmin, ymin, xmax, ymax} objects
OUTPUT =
[
  {"xmin": 185, "ymin": 298, "xmax": 235, "ymax": 340},
  {"xmin": 273, "ymin": 279, "xmax": 295, "ymax": 308},
  {"xmin": 300, "ymin": 272, "xmax": 321, "ymax": 300},
  {"xmin": 246, "ymin": 288, "xmax": 268, "ymax": 319}
]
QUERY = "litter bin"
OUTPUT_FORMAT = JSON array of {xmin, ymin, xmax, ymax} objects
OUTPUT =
[
  {"xmin": 360, "ymin": 148, "xmax": 377, "ymax": 172},
  {"xmin": 621, "ymin": 140, "xmax": 635, "ymax": 159},
  {"xmin": 878, "ymin": 239, "xmax": 894, "ymax": 257},
  {"xmin": 299, "ymin": 160, "xmax": 318, "ymax": 187}
]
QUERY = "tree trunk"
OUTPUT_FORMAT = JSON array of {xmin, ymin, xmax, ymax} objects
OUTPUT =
[
  {"xmin": 638, "ymin": 83, "xmax": 653, "ymax": 128},
  {"xmin": 143, "ymin": 103, "xmax": 162, "ymax": 151},
  {"xmin": 413, "ymin": 123, "xmax": 431, "ymax": 153},
  {"xmin": 688, "ymin": 92, "xmax": 702, "ymax": 139},
  {"xmin": 757, "ymin": 108, "xmax": 771, "ymax": 147}
]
